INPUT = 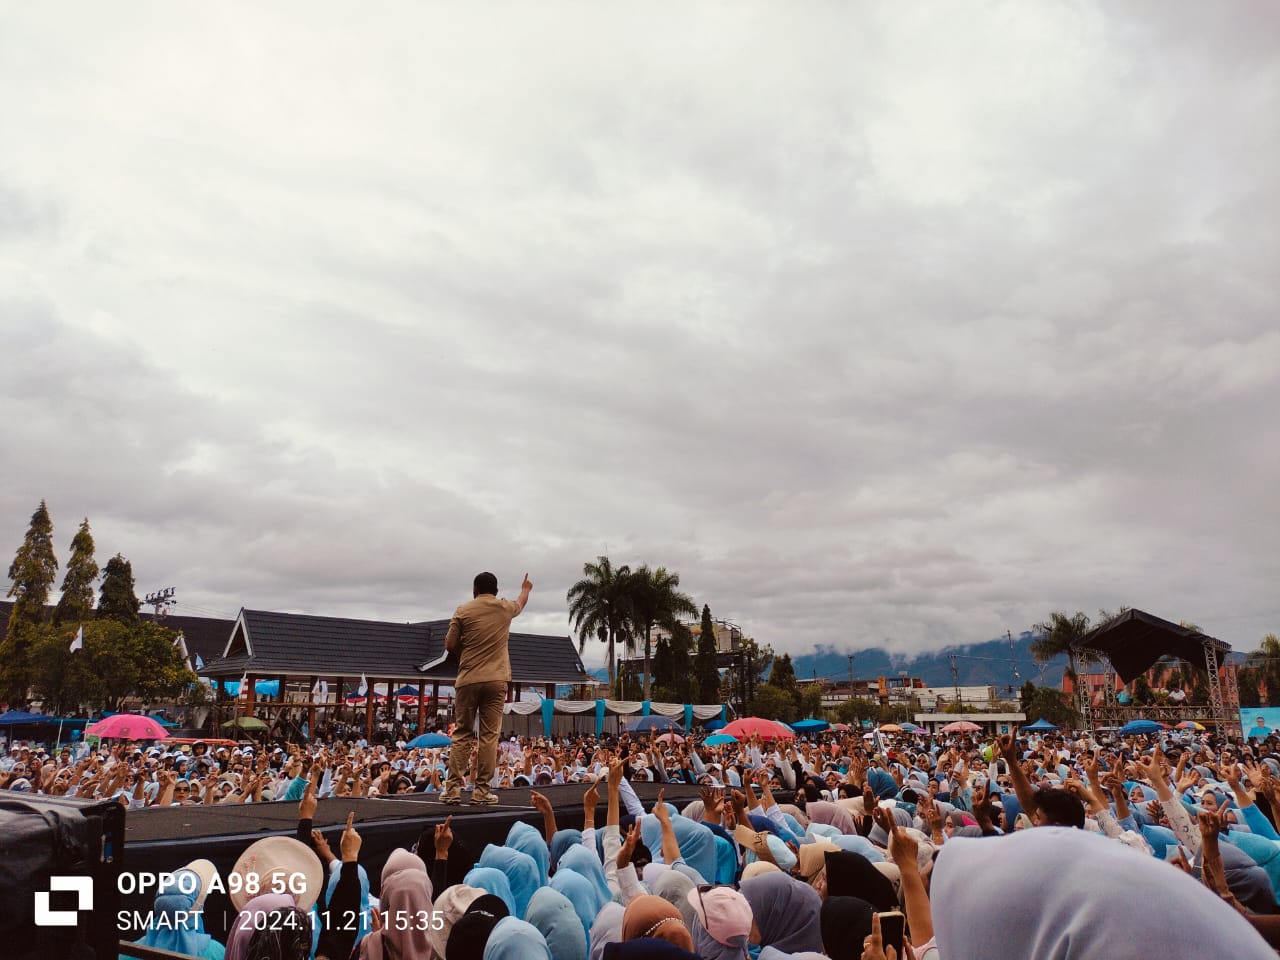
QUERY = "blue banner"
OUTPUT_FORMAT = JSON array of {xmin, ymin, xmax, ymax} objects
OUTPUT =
[
  {"xmin": 595, "ymin": 699, "xmax": 606, "ymax": 737},
  {"xmin": 642, "ymin": 700, "xmax": 651, "ymax": 717},
  {"xmin": 684, "ymin": 703, "xmax": 694, "ymax": 732},
  {"xmin": 542, "ymin": 699, "xmax": 556, "ymax": 738}
]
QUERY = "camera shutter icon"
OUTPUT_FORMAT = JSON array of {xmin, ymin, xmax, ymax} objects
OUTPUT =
[{"xmin": 34, "ymin": 876, "xmax": 94, "ymax": 926}]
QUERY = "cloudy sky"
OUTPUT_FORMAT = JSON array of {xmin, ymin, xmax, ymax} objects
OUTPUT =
[{"xmin": 2, "ymin": 2, "xmax": 1277, "ymax": 669}]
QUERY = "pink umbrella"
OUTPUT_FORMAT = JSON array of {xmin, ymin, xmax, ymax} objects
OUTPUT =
[
  {"xmin": 86, "ymin": 713, "xmax": 170, "ymax": 741},
  {"xmin": 940, "ymin": 720, "xmax": 982, "ymax": 734},
  {"xmin": 656, "ymin": 733, "xmax": 685, "ymax": 745},
  {"xmin": 722, "ymin": 717, "xmax": 796, "ymax": 740}
]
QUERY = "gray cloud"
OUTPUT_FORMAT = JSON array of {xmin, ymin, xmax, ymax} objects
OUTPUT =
[{"xmin": 0, "ymin": 2, "xmax": 1277, "ymax": 667}]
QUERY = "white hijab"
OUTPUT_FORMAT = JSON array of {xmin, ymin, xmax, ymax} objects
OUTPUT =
[{"xmin": 931, "ymin": 827, "xmax": 1274, "ymax": 960}]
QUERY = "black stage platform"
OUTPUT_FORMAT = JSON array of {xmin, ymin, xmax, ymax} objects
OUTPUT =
[{"xmin": 120, "ymin": 783, "xmax": 701, "ymax": 941}]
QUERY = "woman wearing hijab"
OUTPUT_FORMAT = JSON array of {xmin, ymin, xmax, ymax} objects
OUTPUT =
[
  {"xmin": 484, "ymin": 916, "xmax": 553, "ymax": 960},
  {"xmin": 589, "ymin": 902, "xmax": 626, "ymax": 960},
  {"xmin": 819, "ymin": 897, "xmax": 874, "ymax": 960},
  {"xmin": 932, "ymin": 827, "xmax": 1277, "ymax": 959},
  {"xmin": 739, "ymin": 872, "xmax": 824, "ymax": 955},
  {"xmin": 119, "ymin": 869, "xmax": 225, "ymax": 960},
  {"xmin": 686, "ymin": 885, "xmax": 752, "ymax": 960},
  {"xmin": 823, "ymin": 850, "xmax": 897, "ymax": 912},
  {"xmin": 620, "ymin": 895, "xmax": 695, "ymax": 952},
  {"xmin": 558, "ymin": 843, "xmax": 615, "ymax": 907},
  {"xmin": 508, "ymin": 820, "xmax": 552, "ymax": 885},
  {"xmin": 527, "ymin": 887, "xmax": 589, "ymax": 960},
  {"xmin": 358, "ymin": 848, "xmax": 434, "ymax": 960},
  {"xmin": 322, "ymin": 860, "xmax": 374, "ymax": 952},
  {"xmin": 478, "ymin": 844, "xmax": 541, "ymax": 917},
  {"xmin": 552, "ymin": 867, "xmax": 609, "ymax": 940},
  {"xmin": 551, "ymin": 829, "xmax": 584, "ymax": 870},
  {"xmin": 226, "ymin": 894, "xmax": 305, "ymax": 960},
  {"xmin": 427, "ymin": 885, "xmax": 485, "ymax": 959},
  {"xmin": 650, "ymin": 870, "xmax": 698, "ymax": 931},
  {"xmin": 464, "ymin": 867, "xmax": 517, "ymax": 915}
]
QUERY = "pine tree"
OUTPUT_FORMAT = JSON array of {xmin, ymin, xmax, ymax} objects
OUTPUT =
[
  {"xmin": 98, "ymin": 554, "xmax": 141, "ymax": 625},
  {"xmin": 695, "ymin": 605, "xmax": 720, "ymax": 704},
  {"xmin": 1, "ymin": 500, "xmax": 59, "ymax": 705},
  {"xmin": 5, "ymin": 500, "xmax": 58, "ymax": 629},
  {"xmin": 54, "ymin": 518, "xmax": 99, "ymax": 626}
]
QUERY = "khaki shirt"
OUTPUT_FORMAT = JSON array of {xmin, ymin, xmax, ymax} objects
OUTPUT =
[{"xmin": 446, "ymin": 594, "xmax": 521, "ymax": 687}]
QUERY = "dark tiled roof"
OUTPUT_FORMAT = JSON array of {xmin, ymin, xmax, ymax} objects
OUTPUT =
[{"xmin": 202, "ymin": 609, "xmax": 590, "ymax": 685}]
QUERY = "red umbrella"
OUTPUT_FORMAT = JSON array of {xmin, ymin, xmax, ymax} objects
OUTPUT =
[
  {"xmin": 86, "ymin": 713, "xmax": 170, "ymax": 741},
  {"xmin": 721, "ymin": 717, "xmax": 796, "ymax": 740}
]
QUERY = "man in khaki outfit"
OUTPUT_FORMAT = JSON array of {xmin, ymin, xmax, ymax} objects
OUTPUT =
[{"xmin": 441, "ymin": 571, "xmax": 532, "ymax": 804}]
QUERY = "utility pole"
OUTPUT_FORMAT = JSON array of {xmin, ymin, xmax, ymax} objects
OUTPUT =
[
  {"xmin": 145, "ymin": 587, "xmax": 176, "ymax": 619},
  {"xmin": 950, "ymin": 654, "xmax": 961, "ymax": 708},
  {"xmin": 848, "ymin": 653, "xmax": 855, "ymax": 693},
  {"xmin": 1007, "ymin": 629, "xmax": 1020, "ymax": 695}
]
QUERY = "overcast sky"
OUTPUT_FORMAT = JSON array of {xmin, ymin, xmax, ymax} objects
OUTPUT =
[{"xmin": 1, "ymin": 2, "xmax": 1277, "ymax": 669}]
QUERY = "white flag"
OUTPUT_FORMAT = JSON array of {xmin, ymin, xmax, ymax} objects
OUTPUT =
[
  {"xmin": 69, "ymin": 625, "xmax": 84, "ymax": 653},
  {"xmin": 239, "ymin": 674, "xmax": 249, "ymax": 697},
  {"xmin": 359, "ymin": 673, "xmax": 368, "ymax": 695}
]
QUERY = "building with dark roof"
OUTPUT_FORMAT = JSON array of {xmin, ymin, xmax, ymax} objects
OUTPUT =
[{"xmin": 200, "ymin": 607, "xmax": 592, "ymax": 737}]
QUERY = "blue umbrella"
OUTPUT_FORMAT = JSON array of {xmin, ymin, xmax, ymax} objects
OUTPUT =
[
  {"xmin": 1024, "ymin": 718, "xmax": 1059, "ymax": 731},
  {"xmin": 1119, "ymin": 719, "xmax": 1162, "ymax": 736},
  {"xmin": 704, "ymin": 719, "xmax": 727, "ymax": 731},
  {"xmin": 704, "ymin": 733, "xmax": 739, "ymax": 746},
  {"xmin": 792, "ymin": 718, "xmax": 830, "ymax": 733},
  {"xmin": 408, "ymin": 732, "xmax": 452, "ymax": 748},
  {"xmin": 625, "ymin": 715, "xmax": 684, "ymax": 734}
]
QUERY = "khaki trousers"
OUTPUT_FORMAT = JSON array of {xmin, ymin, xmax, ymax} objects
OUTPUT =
[{"xmin": 446, "ymin": 680, "xmax": 507, "ymax": 795}]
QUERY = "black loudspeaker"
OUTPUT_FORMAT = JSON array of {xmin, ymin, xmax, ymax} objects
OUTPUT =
[{"xmin": 0, "ymin": 794, "xmax": 125, "ymax": 960}]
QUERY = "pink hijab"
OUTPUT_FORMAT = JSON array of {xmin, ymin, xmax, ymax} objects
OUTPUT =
[
  {"xmin": 806, "ymin": 800, "xmax": 858, "ymax": 835},
  {"xmin": 359, "ymin": 849, "xmax": 435, "ymax": 960}
]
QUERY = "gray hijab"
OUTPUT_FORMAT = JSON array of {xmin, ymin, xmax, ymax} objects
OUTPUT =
[
  {"xmin": 589, "ymin": 902, "xmax": 624, "ymax": 960},
  {"xmin": 651, "ymin": 870, "xmax": 698, "ymax": 931}
]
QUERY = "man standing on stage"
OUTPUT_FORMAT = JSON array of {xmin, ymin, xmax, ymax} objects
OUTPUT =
[{"xmin": 441, "ymin": 571, "xmax": 532, "ymax": 804}]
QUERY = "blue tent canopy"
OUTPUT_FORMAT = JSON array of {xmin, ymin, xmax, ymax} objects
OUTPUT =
[
  {"xmin": 0, "ymin": 710, "xmax": 60, "ymax": 725},
  {"xmin": 213, "ymin": 679, "xmax": 281, "ymax": 697},
  {"xmin": 625, "ymin": 715, "xmax": 684, "ymax": 734},
  {"xmin": 394, "ymin": 684, "xmax": 426, "ymax": 697},
  {"xmin": 1024, "ymin": 718, "xmax": 1059, "ymax": 731},
  {"xmin": 792, "ymin": 718, "xmax": 830, "ymax": 733},
  {"xmin": 1120, "ymin": 719, "xmax": 1163, "ymax": 736}
]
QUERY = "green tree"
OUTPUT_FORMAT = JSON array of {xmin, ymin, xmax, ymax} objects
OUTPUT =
[
  {"xmin": 694, "ymin": 605, "xmax": 721, "ymax": 704},
  {"xmin": 627, "ymin": 565, "xmax": 697, "ymax": 701},
  {"xmin": 98, "ymin": 554, "xmax": 141, "ymax": 625},
  {"xmin": 836, "ymin": 697, "xmax": 880, "ymax": 726},
  {"xmin": 797, "ymin": 683, "xmax": 824, "ymax": 719},
  {"xmin": 54, "ymin": 518, "xmax": 98, "ymax": 626},
  {"xmin": 1246, "ymin": 634, "xmax": 1280, "ymax": 707},
  {"xmin": 1031, "ymin": 612, "xmax": 1096, "ymax": 714},
  {"xmin": 770, "ymin": 653, "xmax": 798, "ymax": 694},
  {"xmin": 736, "ymin": 636, "xmax": 772, "ymax": 710},
  {"xmin": 750, "ymin": 683, "xmax": 795, "ymax": 722},
  {"xmin": 1019, "ymin": 679, "xmax": 1037, "ymax": 711},
  {"xmin": 1239, "ymin": 667, "xmax": 1263, "ymax": 708},
  {"xmin": 5, "ymin": 500, "xmax": 58, "ymax": 628},
  {"xmin": 1021, "ymin": 682, "xmax": 1080, "ymax": 729},
  {"xmin": 1, "ymin": 500, "xmax": 59, "ymax": 704},
  {"xmin": 567, "ymin": 556, "xmax": 633, "ymax": 686}
]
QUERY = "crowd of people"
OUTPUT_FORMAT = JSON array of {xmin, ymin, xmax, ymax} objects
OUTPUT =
[{"xmin": 7, "ymin": 722, "xmax": 1280, "ymax": 958}]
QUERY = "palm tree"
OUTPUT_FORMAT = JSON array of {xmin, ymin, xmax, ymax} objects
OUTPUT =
[
  {"xmin": 627, "ymin": 565, "xmax": 698, "ymax": 701},
  {"xmin": 567, "ymin": 556, "xmax": 633, "ymax": 687},
  {"xmin": 1246, "ymin": 634, "xmax": 1280, "ymax": 706},
  {"xmin": 1030, "ymin": 611, "xmax": 1095, "ymax": 690}
]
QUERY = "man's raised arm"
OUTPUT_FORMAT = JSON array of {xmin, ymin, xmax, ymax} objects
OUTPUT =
[{"xmin": 513, "ymin": 573, "xmax": 533, "ymax": 615}]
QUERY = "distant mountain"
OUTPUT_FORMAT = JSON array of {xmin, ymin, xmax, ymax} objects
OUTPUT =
[{"xmin": 790, "ymin": 631, "xmax": 1067, "ymax": 694}]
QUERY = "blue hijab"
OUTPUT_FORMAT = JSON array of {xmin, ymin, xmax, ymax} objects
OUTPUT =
[
  {"xmin": 121, "ymin": 871, "xmax": 222, "ymax": 960},
  {"xmin": 551, "ymin": 868, "xmax": 607, "ymax": 939},
  {"xmin": 509, "ymin": 821, "xmax": 552, "ymax": 886},
  {"xmin": 714, "ymin": 835, "xmax": 737, "ymax": 885},
  {"xmin": 551, "ymin": 829, "xmax": 584, "ymax": 870},
  {"xmin": 639, "ymin": 814, "xmax": 717, "ymax": 883},
  {"xmin": 526, "ymin": 887, "xmax": 588, "ymax": 960},
  {"xmin": 867, "ymin": 769, "xmax": 897, "ymax": 800},
  {"xmin": 1223, "ymin": 831, "xmax": 1280, "ymax": 903},
  {"xmin": 324, "ymin": 861, "xmax": 372, "ymax": 947},
  {"xmin": 485, "ymin": 916, "xmax": 553, "ymax": 960},
  {"xmin": 479, "ymin": 844, "xmax": 541, "ymax": 917},
  {"xmin": 557, "ymin": 845, "xmax": 613, "ymax": 908},
  {"xmin": 465, "ymin": 867, "xmax": 517, "ymax": 915}
]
